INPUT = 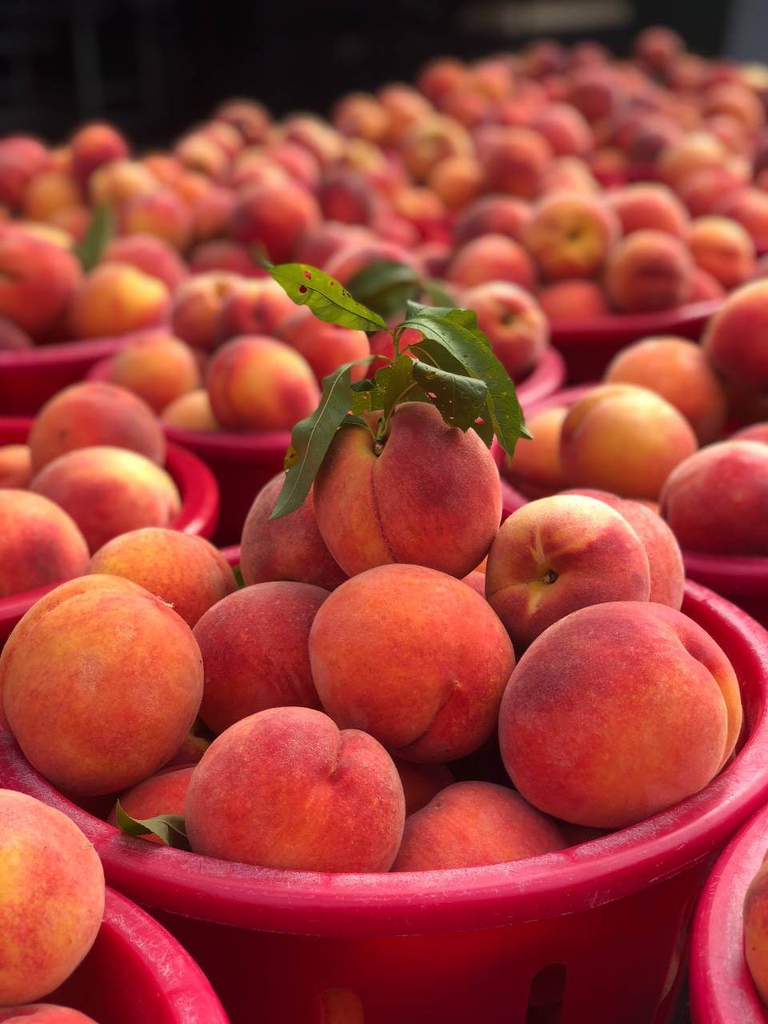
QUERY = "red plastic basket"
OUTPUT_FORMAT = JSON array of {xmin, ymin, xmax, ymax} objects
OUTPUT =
[
  {"xmin": 1, "ymin": 583, "xmax": 767, "ymax": 1024},
  {"xmin": 0, "ymin": 416, "xmax": 220, "ymax": 649},
  {"xmin": 682, "ymin": 553, "xmax": 768, "ymax": 633},
  {"xmin": 49, "ymin": 887, "xmax": 229, "ymax": 1023},
  {"xmin": 689, "ymin": 804, "xmax": 768, "ymax": 1023}
]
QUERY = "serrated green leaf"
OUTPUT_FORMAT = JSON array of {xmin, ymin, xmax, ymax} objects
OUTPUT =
[
  {"xmin": 347, "ymin": 260, "xmax": 422, "ymax": 321},
  {"xmin": 351, "ymin": 390, "xmax": 372, "ymax": 415},
  {"xmin": 412, "ymin": 361, "xmax": 488, "ymax": 431},
  {"xmin": 73, "ymin": 206, "xmax": 115, "ymax": 272},
  {"xmin": 267, "ymin": 262, "xmax": 387, "ymax": 332},
  {"xmin": 115, "ymin": 801, "xmax": 190, "ymax": 850},
  {"xmin": 379, "ymin": 354, "xmax": 416, "ymax": 418}
]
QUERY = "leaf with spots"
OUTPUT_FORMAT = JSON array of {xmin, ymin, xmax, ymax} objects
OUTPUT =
[
  {"xmin": 115, "ymin": 801, "xmax": 190, "ymax": 850},
  {"xmin": 267, "ymin": 262, "xmax": 388, "ymax": 332},
  {"xmin": 412, "ymin": 361, "xmax": 488, "ymax": 431}
]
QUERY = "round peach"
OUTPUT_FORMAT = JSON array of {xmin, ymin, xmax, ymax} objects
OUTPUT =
[
  {"xmin": 0, "ymin": 228, "xmax": 81, "ymax": 337},
  {"xmin": 478, "ymin": 126, "xmax": 552, "ymax": 199},
  {"xmin": 702, "ymin": 280, "xmax": 768, "ymax": 391},
  {"xmin": 229, "ymin": 179, "xmax": 320, "ymax": 263},
  {"xmin": 274, "ymin": 306, "xmax": 370, "ymax": 384},
  {"xmin": 462, "ymin": 281, "xmax": 550, "ymax": 380},
  {"xmin": 101, "ymin": 234, "xmax": 188, "ymax": 292},
  {"xmin": 216, "ymin": 277, "xmax": 295, "ymax": 343},
  {"xmin": 530, "ymin": 103, "xmax": 593, "ymax": 157},
  {"xmin": 537, "ymin": 279, "xmax": 608, "ymax": 321},
  {"xmin": 105, "ymin": 331, "xmax": 200, "ymax": 412},
  {"xmin": 88, "ymin": 158, "xmax": 156, "ymax": 207},
  {"xmin": 503, "ymin": 406, "xmax": 567, "ymax": 497},
  {"xmin": 0, "ymin": 445, "xmax": 32, "ymax": 488},
  {"xmin": 687, "ymin": 216, "xmax": 756, "ymax": 289},
  {"xmin": 70, "ymin": 122, "xmax": 129, "ymax": 187},
  {"xmin": 606, "ymin": 183, "xmax": 690, "ymax": 239},
  {"xmin": 67, "ymin": 263, "xmax": 171, "ymax": 339},
  {"xmin": 160, "ymin": 390, "xmax": 219, "ymax": 432},
  {"xmin": 392, "ymin": 758, "xmax": 454, "ymax": 816},
  {"xmin": 524, "ymin": 192, "xmax": 620, "ymax": 280},
  {"xmin": 453, "ymin": 194, "xmax": 532, "ymax": 246},
  {"xmin": 107, "ymin": 767, "xmax": 193, "ymax": 845},
  {"xmin": 170, "ymin": 271, "xmax": 239, "ymax": 351},
  {"xmin": 21, "ymin": 170, "xmax": 80, "ymax": 223},
  {"xmin": 446, "ymin": 234, "xmax": 536, "ymax": 291},
  {"xmin": 604, "ymin": 230, "xmax": 693, "ymax": 313}
]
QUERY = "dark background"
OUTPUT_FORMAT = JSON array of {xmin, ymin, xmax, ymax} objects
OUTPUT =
[{"xmin": 0, "ymin": 0, "xmax": 753, "ymax": 148}]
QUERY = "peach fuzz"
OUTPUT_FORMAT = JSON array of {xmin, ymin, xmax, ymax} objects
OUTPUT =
[
  {"xmin": 21, "ymin": 170, "xmax": 79, "ymax": 223},
  {"xmin": 88, "ymin": 528, "xmax": 235, "ymax": 627},
  {"xmin": 0, "ymin": 228, "xmax": 81, "ymax": 336},
  {"xmin": 745, "ymin": 857, "xmax": 768, "ymax": 1004},
  {"xmin": 274, "ymin": 306, "xmax": 370, "ymax": 384},
  {"xmin": 606, "ymin": 183, "xmax": 689, "ymax": 239},
  {"xmin": 477, "ymin": 126, "xmax": 552, "ymax": 200},
  {"xmin": 67, "ymin": 263, "xmax": 170, "ymax": 339},
  {"xmin": 0, "ymin": 791, "xmax": 104, "ymax": 1007},
  {"xmin": 445, "ymin": 234, "xmax": 536, "ymax": 291},
  {"xmin": 604, "ymin": 336, "xmax": 728, "ymax": 444},
  {"xmin": 561, "ymin": 384, "xmax": 698, "ymax": 500},
  {"xmin": 453, "ymin": 194, "xmax": 532, "ymax": 246},
  {"xmin": 392, "ymin": 758, "xmax": 454, "ymax": 816},
  {"xmin": 660, "ymin": 441, "xmax": 768, "ymax": 556},
  {"xmin": 314, "ymin": 403, "xmax": 501, "ymax": 580},
  {"xmin": 229, "ymin": 179, "xmax": 320, "ymax": 263},
  {"xmin": 170, "ymin": 271, "xmax": 239, "ymax": 350},
  {"xmin": 702, "ymin": 280, "xmax": 768, "ymax": 391},
  {"xmin": 105, "ymin": 331, "xmax": 200, "ymax": 412},
  {"xmin": 28, "ymin": 380, "xmax": 165, "ymax": 472},
  {"xmin": 0, "ymin": 136, "xmax": 48, "ymax": 208},
  {"xmin": 687, "ymin": 216, "xmax": 755, "ymax": 289},
  {"xmin": 462, "ymin": 281, "xmax": 549, "ymax": 380},
  {"xmin": 31, "ymin": 446, "xmax": 181, "ymax": 553},
  {"xmin": 194, "ymin": 582, "xmax": 328, "ymax": 733},
  {"xmin": 0, "ymin": 445, "xmax": 31, "ymax": 488},
  {"xmin": 0, "ymin": 490, "xmax": 89, "ymax": 599},
  {"xmin": 206, "ymin": 335, "xmax": 319, "ymax": 432},
  {"xmin": 69, "ymin": 122, "xmax": 129, "ymax": 187},
  {"xmin": 0, "ymin": 1007, "xmax": 97, "ymax": 1022},
  {"xmin": 101, "ymin": 234, "xmax": 188, "ymax": 292},
  {"xmin": 1, "ymin": 586, "xmax": 203, "ymax": 796},
  {"xmin": 107, "ymin": 767, "xmax": 194, "ymax": 844},
  {"xmin": 88, "ymin": 159, "xmax": 156, "ymax": 207},
  {"xmin": 503, "ymin": 406, "xmax": 567, "ymax": 498},
  {"xmin": 537, "ymin": 279, "xmax": 608, "ymax": 320},
  {"xmin": 119, "ymin": 187, "xmax": 193, "ymax": 251},
  {"xmin": 604, "ymin": 230, "xmax": 693, "ymax": 313},
  {"xmin": 161, "ymin": 389, "xmax": 219, "ymax": 432},
  {"xmin": 309, "ymin": 564, "xmax": 514, "ymax": 763},
  {"xmin": 499, "ymin": 601, "xmax": 742, "ymax": 829},
  {"xmin": 524, "ymin": 192, "xmax": 619, "ymax": 280},
  {"xmin": 485, "ymin": 495, "xmax": 651, "ymax": 649},
  {"xmin": 185, "ymin": 706, "xmax": 405, "ymax": 872},
  {"xmin": 392, "ymin": 781, "xmax": 566, "ymax": 871},
  {"xmin": 216, "ymin": 277, "xmax": 295, "ymax": 342},
  {"xmin": 240, "ymin": 474, "xmax": 346, "ymax": 591}
]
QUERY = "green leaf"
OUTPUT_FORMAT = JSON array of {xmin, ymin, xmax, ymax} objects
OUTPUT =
[
  {"xmin": 347, "ymin": 260, "xmax": 422, "ymax": 321},
  {"xmin": 232, "ymin": 565, "xmax": 246, "ymax": 589},
  {"xmin": 412, "ymin": 361, "xmax": 488, "ymax": 431},
  {"xmin": 73, "ymin": 206, "xmax": 115, "ymax": 272},
  {"xmin": 267, "ymin": 262, "xmax": 387, "ymax": 332},
  {"xmin": 115, "ymin": 801, "xmax": 190, "ymax": 850},
  {"xmin": 270, "ymin": 362, "xmax": 358, "ymax": 520},
  {"xmin": 421, "ymin": 279, "xmax": 459, "ymax": 309},
  {"xmin": 378, "ymin": 354, "xmax": 415, "ymax": 419}
]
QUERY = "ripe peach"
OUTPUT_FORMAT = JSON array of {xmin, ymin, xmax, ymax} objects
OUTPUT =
[
  {"xmin": 69, "ymin": 122, "xmax": 129, "ymax": 188},
  {"xmin": 309, "ymin": 564, "xmax": 515, "ymax": 762},
  {"xmin": 21, "ymin": 170, "xmax": 80, "ymax": 223},
  {"xmin": 161, "ymin": 390, "xmax": 219, "ymax": 432},
  {"xmin": 332, "ymin": 92, "xmax": 389, "ymax": 143},
  {"xmin": 392, "ymin": 781, "xmax": 565, "ymax": 870},
  {"xmin": 524, "ymin": 192, "xmax": 619, "ymax": 280},
  {"xmin": 566, "ymin": 67, "xmax": 625, "ymax": 124},
  {"xmin": 216, "ymin": 277, "xmax": 295, "ymax": 342},
  {"xmin": 427, "ymin": 155, "xmax": 483, "ymax": 209},
  {"xmin": 31, "ymin": 446, "xmax": 181, "ymax": 553},
  {"xmin": 206, "ymin": 335, "xmax": 320, "ymax": 431},
  {"xmin": 635, "ymin": 25, "xmax": 685, "ymax": 73},
  {"xmin": 274, "ymin": 306, "xmax": 370, "ymax": 383},
  {"xmin": 0, "ymin": 790, "xmax": 104, "ymax": 1006},
  {"xmin": 702, "ymin": 280, "xmax": 768, "ymax": 391},
  {"xmin": 392, "ymin": 758, "xmax": 454, "ymax": 816},
  {"xmin": 477, "ymin": 126, "xmax": 551, "ymax": 199},
  {"xmin": 417, "ymin": 57, "xmax": 469, "ymax": 103},
  {"xmin": 0, "ymin": 228, "xmax": 81, "ymax": 337},
  {"xmin": 280, "ymin": 115, "xmax": 346, "ymax": 168},
  {"xmin": 107, "ymin": 767, "xmax": 193, "ymax": 843},
  {"xmin": 229, "ymin": 179, "xmax": 320, "ymax": 263},
  {"xmin": 689, "ymin": 266, "xmax": 726, "ymax": 301},
  {"xmin": 604, "ymin": 230, "xmax": 693, "ymax": 313},
  {"xmin": 0, "ymin": 491, "xmax": 88, "ymax": 599},
  {"xmin": 745, "ymin": 857, "xmax": 768, "ymax": 1004},
  {"xmin": 716, "ymin": 188, "xmax": 768, "ymax": 247},
  {"xmin": 189, "ymin": 184, "xmax": 236, "ymax": 243},
  {"xmin": 187, "ymin": 240, "xmax": 261, "ymax": 278},
  {"xmin": 322, "ymin": 239, "xmax": 422, "ymax": 286},
  {"xmin": 400, "ymin": 115, "xmax": 474, "ymax": 183},
  {"xmin": 530, "ymin": 103, "xmax": 593, "ymax": 157},
  {"xmin": 542, "ymin": 156, "xmax": 600, "ymax": 196},
  {"xmin": 561, "ymin": 384, "xmax": 699, "ymax": 500},
  {"xmin": 215, "ymin": 99, "xmax": 271, "ymax": 145},
  {"xmin": 67, "ymin": 263, "xmax": 170, "ymax": 339},
  {"xmin": 88, "ymin": 528, "xmax": 235, "ymax": 627},
  {"xmin": 446, "ymin": 234, "xmax": 536, "ymax": 291},
  {"xmin": 687, "ymin": 216, "xmax": 756, "ymax": 289},
  {"xmin": 1, "ymin": 585, "xmax": 203, "ymax": 796},
  {"xmin": 503, "ymin": 406, "xmax": 567, "ymax": 498},
  {"xmin": 377, "ymin": 83, "xmax": 433, "ymax": 146},
  {"xmin": 185, "ymin": 706, "xmax": 405, "ymax": 871},
  {"xmin": 676, "ymin": 167, "xmax": 746, "ymax": 218},
  {"xmin": 101, "ymin": 234, "xmax": 188, "ymax": 292},
  {"xmin": 499, "ymin": 601, "xmax": 741, "ymax": 828},
  {"xmin": 0, "ymin": 445, "xmax": 31, "ymax": 488},
  {"xmin": 606, "ymin": 183, "xmax": 689, "ymax": 239},
  {"xmin": 537, "ymin": 279, "xmax": 609, "ymax": 320},
  {"xmin": 0, "ymin": 136, "xmax": 48, "ymax": 208},
  {"xmin": 704, "ymin": 82, "xmax": 764, "ymax": 134},
  {"xmin": 175, "ymin": 132, "xmax": 229, "ymax": 181},
  {"xmin": 0, "ymin": 318, "xmax": 32, "ymax": 350},
  {"xmin": 293, "ymin": 222, "xmax": 373, "ymax": 269},
  {"xmin": 88, "ymin": 158, "xmax": 156, "ymax": 207},
  {"xmin": 657, "ymin": 133, "xmax": 727, "ymax": 189},
  {"xmin": 0, "ymin": 1005, "xmax": 98, "ymax": 1021},
  {"xmin": 119, "ymin": 187, "xmax": 193, "ymax": 251},
  {"xmin": 462, "ymin": 281, "xmax": 550, "ymax": 380},
  {"xmin": 170, "ymin": 271, "xmax": 239, "ymax": 350},
  {"xmin": 105, "ymin": 331, "xmax": 200, "ymax": 412},
  {"xmin": 28, "ymin": 380, "xmax": 165, "ymax": 471},
  {"xmin": 317, "ymin": 170, "xmax": 379, "ymax": 226},
  {"xmin": 453, "ymin": 194, "xmax": 532, "ymax": 246}
]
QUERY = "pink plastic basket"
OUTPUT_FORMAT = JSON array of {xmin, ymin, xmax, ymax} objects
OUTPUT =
[
  {"xmin": 0, "ymin": 416, "xmax": 220, "ymax": 649},
  {"xmin": 48, "ymin": 887, "xmax": 229, "ymax": 1023},
  {"xmin": 689, "ymin": 804, "xmax": 768, "ymax": 1023},
  {"xmin": 682, "ymin": 554, "xmax": 768, "ymax": 633},
  {"xmin": 1, "ymin": 582, "xmax": 767, "ymax": 1024}
]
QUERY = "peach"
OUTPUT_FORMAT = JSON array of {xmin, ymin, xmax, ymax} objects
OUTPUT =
[
  {"xmin": 0, "ymin": 790, "xmax": 104, "ymax": 1006},
  {"xmin": 676, "ymin": 167, "xmax": 746, "ymax": 218},
  {"xmin": 689, "ymin": 266, "xmax": 726, "ymax": 301},
  {"xmin": 392, "ymin": 758, "xmax": 454, "ymax": 816},
  {"xmin": 605, "ymin": 336, "xmax": 728, "ymax": 444},
  {"xmin": 561, "ymin": 384, "xmax": 699, "ymax": 500},
  {"xmin": 240, "ymin": 474, "xmax": 346, "ymax": 590},
  {"xmin": 716, "ymin": 188, "xmax": 768, "ymax": 247},
  {"xmin": 119, "ymin": 187, "xmax": 193, "ymax": 251},
  {"xmin": 427, "ymin": 155, "xmax": 483, "ymax": 209},
  {"xmin": 332, "ymin": 92, "xmax": 389, "ymax": 143},
  {"xmin": 101, "ymin": 234, "xmax": 188, "ymax": 292},
  {"xmin": 0, "ymin": 491, "xmax": 88, "ymax": 599},
  {"xmin": 187, "ymin": 240, "xmax": 260, "ymax": 277},
  {"xmin": 105, "ymin": 331, "xmax": 200, "ymax": 412},
  {"xmin": 635, "ymin": 25, "xmax": 685, "ymax": 72},
  {"xmin": 400, "ymin": 115, "xmax": 474, "ymax": 183},
  {"xmin": 161, "ymin": 389, "xmax": 219, "ymax": 432},
  {"xmin": 503, "ymin": 406, "xmax": 567, "ymax": 497},
  {"xmin": 88, "ymin": 528, "xmax": 235, "ymax": 627},
  {"xmin": 28, "ymin": 380, "xmax": 165, "ymax": 471},
  {"xmin": 0, "ymin": 445, "xmax": 31, "ymax": 488},
  {"xmin": 687, "ymin": 216, "xmax": 756, "ymax": 289},
  {"xmin": 541, "ymin": 156, "xmax": 600, "ymax": 196},
  {"xmin": 194, "ymin": 582, "xmax": 328, "ymax": 733},
  {"xmin": 280, "ymin": 115, "xmax": 346, "ymax": 168},
  {"xmin": 453, "ymin": 194, "xmax": 532, "ymax": 246},
  {"xmin": 107, "ymin": 766, "xmax": 193, "ymax": 843},
  {"xmin": 499, "ymin": 601, "xmax": 741, "ymax": 828},
  {"xmin": 702, "ymin": 280, "xmax": 768, "ymax": 391},
  {"xmin": 140, "ymin": 152, "xmax": 182, "ymax": 187},
  {"xmin": 745, "ymin": 857, "xmax": 768, "ymax": 1005},
  {"xmin": 462, "ymin": 281, "xmax": 550, "ymax": 380},
  {"xmin": 21, "ymin": 170, "xmax": 80, "ymax": 223},
  {"xmin": 67, "ymin": 263, "xmax": 170, "ymax": 339},
  {"xmin": 229, "ymin": 179, "xmax": 320, "ymax": 263},
  {"xmin": 318, "ymin": 170, "xmax": 379, "ymax": 226},
  {"xmin": 524, "ymin": 192, "xmax": 620, "ymax": 279},
  {"xmin": 0, "ymin": 136, "xmax": 48, "ymax": 208},
  {"xmin": 322, "ymin": 239, "xmax": 422, "ymax": 286},
  {"xmin": 732, "ymin": 423, "xmax": 768, "ymax": 444},
  {"xmin": 69, "ymin": 122, "xmax": 129, "ymax": 187},
  {"xmin": 0, "ymin": 1006, "xmax": 98, "ymax": 1022},
  {"xmin": 185, "ymin": 706, "xmax": 405, "ymax": 871},
  {"xmin": 0, "ymin": 228, "xmax": 81, "ymax": 337},
  {"xmin": 660, "ymin": 440, "xmax": 768, "ymax": 555},
  {"xmin": 206, "ymin": 335, "xmax": 320, "ymax": 431},
  {"xmin": 1, "ymin": 585, "xmax": 203, "ymax": 796},
  {"xmin": 530, "ymin": 103, "xmax": 593, "ymax": 157},
  {"xmin": 88, "ymin": 159, "xmax": 156, "ymax": 207},
  {"xmin": 486, "ymin": 495, "xmax": 651, "ymax": 648},
  {"xmin": 215, "ymin": 99, "xmax": 271, "ymax": 145},
  {"xmin": 0, "ymin": 318, "xmax": 33, "ymax": 350},
  {"xmin": 229, "ymin": 151, "xmax": 288, "ymax": 193},
  {"xmin": 175, "ymin": 132, "xmax": 229, "ymax": 181},
  {"xmin": 164, "ymin": 728, "xmax": 210, "ymax": 769},
  {"xmin": 537, "ymin": 279, "xmax": 609, "ymax": 320},
  {"xmin": 170, "ymin": 271, "xmax": 239, "ymax": 350},
  {"xmin": 392, "ymin": 781, "xmax": 565, "ymax": 870},
  {"xmin": 477, "ymin": 126, "xmax": 552, "ymax": 199},
  {"xmin": 604, "ymin": 230, "xmax": 693, "ymax": 313},
  {"xmin": 657, "ymin": 133, "xmax": 727, "ymax": 189},
  {"xmin": 377, "ymin": 83, "xmax": 433, "ymax": 146},
  {"xmin": 606, "ymin": 183, "xmax": 689, "ymax": 239},
  {"xmin": 274, "ymin": 306, "xmax": 370, "ymax": 383},
  {"xmin": 31, "ymin": 446, "xmax": 181, "ymax": 553},
  {"xmin": 417, "ymin": 57, "xmax": 469, "ymax": 103},
  {"xmin": 292, "ymin": 222, "xmax": 373, "ymax": 269},
  {"xmin": 170, "ymin": 169, "xmax": 214, "ymax": 206},
  {"xmin": 189, "ymin": 184, "xmax": 236, "ymax": 243},
  {"xmin": 566, "ymin": 67, "xmax": 625, "ymax": 124},
  {"xmin": 198, "ymin": 121, "xmax": 243, "ymax": 161},
  {"xmin": 445, "ymin": 234, "xmax": 536, "ymax": 291},
  {"xmin": 216, "ymin": 277, "xmax": 295, "ymax": 342},
  {"xmin": 704, "ymin": 82, "xmax": 764, "ymax": 134}
]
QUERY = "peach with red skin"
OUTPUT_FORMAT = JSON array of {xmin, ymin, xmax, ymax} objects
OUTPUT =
[
  {"xmin": 309, "ymin": 564, "xmax": 515, "ymax": 763},
  {"xmin": 206, "ymin": 335, "xmax": 320, "ymax": 432},
  {"xmin": 537, "ymin": 280, "xmax": 608, "ymax": 321},
  {"xmin": 105, "ymin": 331, "xmax": 200, "ymax": 413},
  {"xmin": 687, "ymin": 216, "xmax": 756, "ymax": 290},
  {"xmin": 704, "ymin": 82, "xmax": 764, "ymax": 134},
  {"xmin": 293, "ymin": 222, "xmax": 373, "ymax": 269},
  {"xmin": 174, "ymin": 133, "xmax": 229, "ymax": 182},
  {"xmin": 542, "ymin": 156, "xmax": 600, "ymax": 196},
  {"xmin": 185, "ymin": 706, "xmax": 406, "ymax": 872},
  {"xmin": 164, "ymin": 729, "xmax": 210, "ymax": 769},
  {"xmin": 0, "ymin": 445, "xmax": 31, "ymax": 488},
  {"xmin": 392, "ymin": 758, "xmax": 454, "ymax": 816},
  {"xmin": 530, "ymin": 103, "xmax": 593, "ymax": 157},
  {"xmin": 107, "ymin": 767, "xmax": 193, "ymax": 844},
  {"xmin": 187, "ymin": 240, "xmax": 260, "ymax": 278},
  {"xmin": 657, "ymin": 133, "xmax": 727, "ymax": 189},
  {"xmin": 2, "ymin": 585, "xmax": 203, "ymax": 796},
  {"xmin": 0, "ymin": 1006, "xmax": 98, "ymax": 1022},
  {"xmin": 198, "ymin": 121, "xmax": 243, "ymax": 161},
  {"xmin": 524, "ymin": 192, "xmax": 620, "ymax": 280},
  {"xmin": 228, "ymin": 179, "xmax": 320, "ymax": 263},
  {"xmin": 453, "ymin": 194, "xmax": 532, "ymax": 246},
  {"xmin": 604, "ymin": 230, "xmax": 693, "ymax": 313},
  {"xmin": 0, "ymin": 228, "xmax": 81, "ymax": 336},
  {"xmin": 393, "ymin": 781, "xmax": 566, "ymax": 870},
  {"xmin": 417, "ymin": 57, "xmax": 469, "ymax": 104},
  {"xmin": 427, "ymin": 156, "xmax": 483, "ymax": 209},
  {"xmin": 566, "ymin": 67, "xmax": 625, "ymax": 124},
  {"xmin": 634, "ymin": 25, "xmax": 685, "ymax": 72},
  {"xmin": 485, "ymin": 495, "xmax": 651, "ymax": 649},
  {"xmin": 0, "ymin": 136, "xmax": 48, "ymax": 208},
  {"xmin": 21, "ymin": 170, "xmax": 80, "ymax": 223},
  {"xmin": 445, "ymin": 234, "xmax": 536, "ymax": 291},
  {"xmin": 170, "ymin": 271, "xmax": 239, "ymax": 350},
  {"xmin": 274, "ymin": 306, "xmax": 370, "ymax": 384},
  {"xmin": 462, "ymin": 570, "xmax": 486, "ymax": 598},
  {"xmin": 263, "ymin": 141, "xmax": 321, "ymax": 192},
  {"xmin": 67, "ymin": 263, "xmax": 171, "ymax": 339},
  {"xmin": 240, "ymin": 474, "xmax": 347, "ymax": 591},
  {"xmin": 400, "ymin": 115, "xmax": 474, "ymax": 184},
  {"xmin": 161, "ymin": 390, "xmax": 219, "ymax": 432},
  {"xmin": 660, "ymin": 440, "xmax": 768, "ymax": 555},
  {"xmin": 89, "ymin": 159, "xmax": 156, "ymax": 207},
  {"xmin": 323, "ymin": 239, "xmax": 422, "ymax": 286},
  {"xmin": 333, "ymin": 92, "xmax": 389, "ymax": 143},
  {"xmin": 317, "ymin": 170, "xmax": 379, "ymax": 226},
  {"xmin": 676, "ymin": 167, "xmax": 746, "ymax": 217},
  {"xmin": 744, "ymin": 856, "xmax": 768, "ymax": 1004},
  {"xmin": 190, "ymin": 185, "xmax": 236, "ymax": 243},
  {"xmin": 391, "ymin": 186, "xmax": 448, "ymax": 241},
  {"xmin": 499, "ymin": 601, "xmax": 741, "ymax": 829},
  {"xmin": 28, "ymin": 380, "xmax": 165, "ymax": 471},
  {"xmin": 216, "ymin": 277, "xmax": 295, "ymax": 342},
  {"xmin": 462, "ymin": 281, "xmax": 549, "ymax": 380},
  {"xmin": 229, "ymin": 152, "xmax": 287, "ymax": 193},
  {"xmin": 702, "ymin": 280, "xmax": 768, "ymax": 391},
  {"xmin": 215, "ymin": 99, "xmax": 271, "ymax": 145},
  {"xmin": 119, "ymin": 187, "xmax": 193, "ymax": 251},
  {"xmin": 716, "ymin": 188, "xmax": 768, "ymax": 248},
  {"xmin": 561, "ymin": 384, "xmax": 698, "ymax": 500},
  {"xmin": 606, "ymin": 183, "xmax": 689, "ymax": 239},
  {"xmin": 504, "ymin": 406, "xmax": 567, "ymax": 499},
  {"xmin": 477, "ymin": 126, "xmax": 551, "ymax": 200},
  {"xmin": 0, "ymin": 318, "xmax": 32, "ymax": 349},
  {"xmin": 281, "ymin": 115, "xmax": 346, "ymax": 168},
  {"xmin": 88, "ymin": 527, "xmax": 235, "ymax": 627},
  {"xmin": 70, "ymin": 122, "xmax": 129, "ymax": 187},
  {"xmin": 101, "ymin": 234, "xmax": 188, "ymax": 292},
  {"xmin": 605, "ymin": 336, "xmax": 728, "ymax": 444},
  {"xmin": 688, "ymin": 266, "xmax": 725, "ymax": 301},
  {"xmin": 377, "ymin": 83, "xmax": 433, "ymax": 147},
  {"xmin": 733, "ymin": 423, "xmax": 768, "ymax": 444},
  {"xmin": 314, "ymin": 403, "xmax": 502, "ymax": 580}
]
